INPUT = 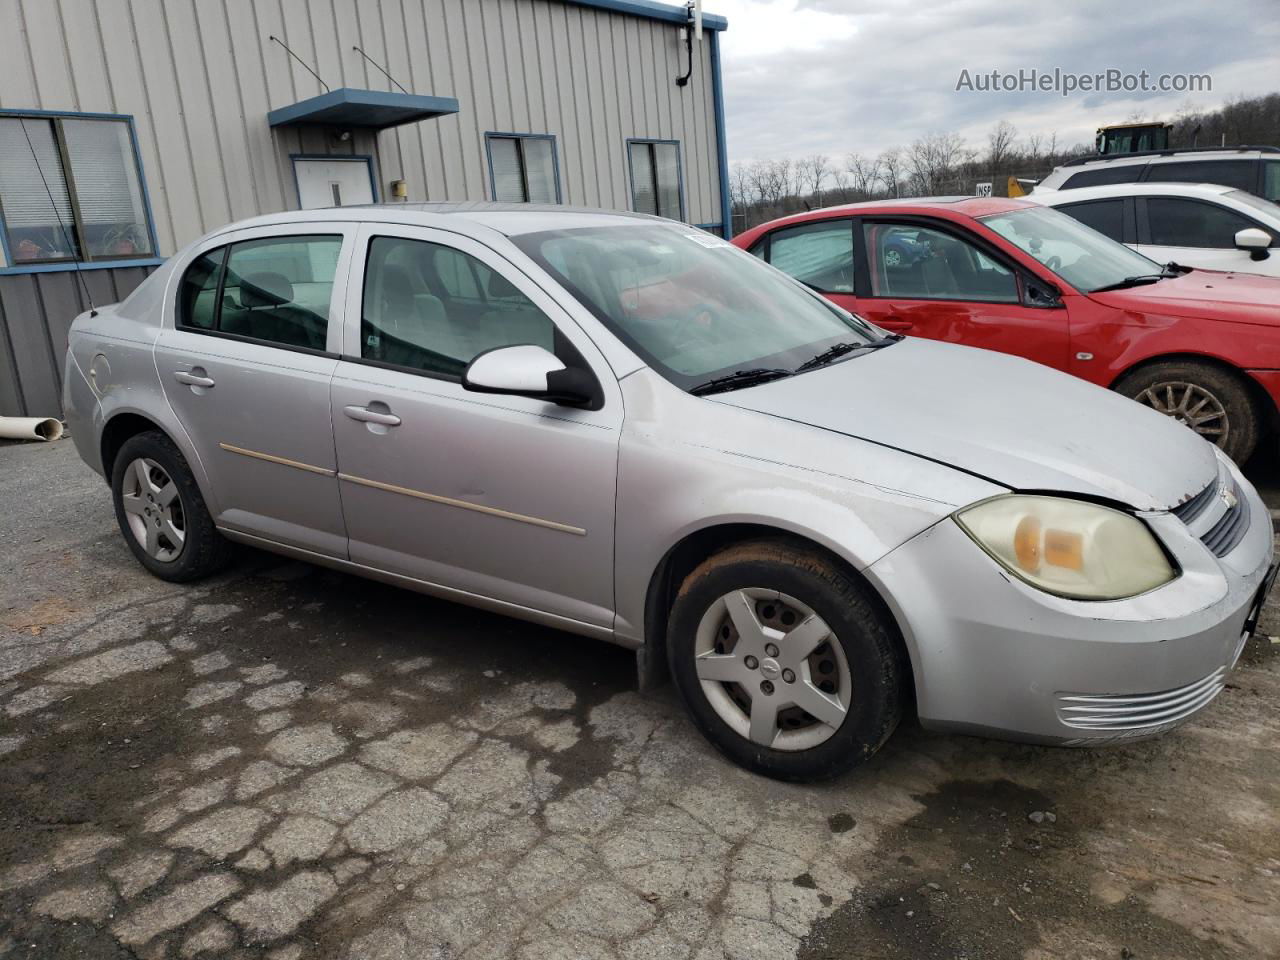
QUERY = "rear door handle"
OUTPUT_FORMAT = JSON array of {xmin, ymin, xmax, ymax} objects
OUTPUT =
[
  {"xmin": 174, "ymin": 369, "xmax": 215, "ymax": 388},
  {"xmin": 343, "ymin": 404, "xmax": 401, "ymax": 427}
]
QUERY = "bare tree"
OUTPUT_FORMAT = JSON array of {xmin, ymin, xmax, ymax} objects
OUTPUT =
[
  {"xmin": 877, "ymin": 149, "xmax": 903, "ymax": 198},
  {"xmin": 986, "ymin": 120, "xmax": 1017, "ymax": 170},
  {"xmin": 845, "ymin": 152, "xmax": 881, "ymax": 199},
  {"xmin": 729, "ymin": 162, "xmax": 754, "ymax": 211},
  {"xmin": 796, "ymin": 154, "xmax": 830, "ymax": 205},
  {"xmin": 906, "ymin": 131, "xmax": 972, "ymax": 195}
]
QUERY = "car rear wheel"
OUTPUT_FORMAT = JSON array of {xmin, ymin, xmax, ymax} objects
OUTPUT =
[
  {"xmin": 667, "ymin": 540, "xmax": 904, "ymax": 781},
  {"xmin": 1115, "ymin": 361, "xmax": 1259, "ymax": 463},
  {"xmin": 111, "ymin": 431, "xmax": 233, "ymax": 582}
]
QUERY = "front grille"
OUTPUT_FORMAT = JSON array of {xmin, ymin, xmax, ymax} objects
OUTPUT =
[
  {"xmin": 1201, "ymin": 481, "xmax": 1250, "ymax": 557},
  {"xmin": 1170, "ymin": 481, "xmax": 1217, "ymax": 524},
  {"xmin": 1056, "ymin": 667, "xmax": 1226, "ymax": 732}
]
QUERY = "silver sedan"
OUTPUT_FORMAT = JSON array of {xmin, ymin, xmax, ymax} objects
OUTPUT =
[{"xmin": 63, "ymin": 204, "xmax": 1275, "ymax": 780}]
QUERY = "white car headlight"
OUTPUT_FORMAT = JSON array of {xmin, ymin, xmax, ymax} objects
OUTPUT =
[{"xmin": 954, "ymin": 495, "xmax": 1177, "ymax": 600}]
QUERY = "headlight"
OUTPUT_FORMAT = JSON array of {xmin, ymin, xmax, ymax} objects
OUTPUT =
[{"xmin": 955, "ymin": 495, "xmax": 1177, "ymax": 600}]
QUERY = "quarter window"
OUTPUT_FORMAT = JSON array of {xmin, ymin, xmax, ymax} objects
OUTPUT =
[
  {"xmin": 1146, "ymin": 198, "xmax": 1259, "ymax": 248},
  {"xmin": 1264, "ymin": 160, "xmax": 1280, "ymax": 202},
  {"xmin": 1058, "ymin": 199, "xmax": 1125, "ymax": 242},
  {"xmin": 629, "ymin": 140, "xmax": 683, "ymax": 220},
  {"xmin": 766, "ymin": 220, "xmax": 855, "ymax": 293},
  {"xmin": 177, "ymin": 235, "xmax": 341, "ymax": 351},
  {"xmin": 486, "ymin": 134, "xmax": 559, "ymax": 204},
  {"xmin": 360, "ymin": 236, "xmax": 556, "ymax": 378},
  {"xmin": 0, "ymin": 114, "xmax": 155, "ymax": 264},
  {"xmin": 863, "ymin": 223, "xmax": 1018, "ymax": 302}
]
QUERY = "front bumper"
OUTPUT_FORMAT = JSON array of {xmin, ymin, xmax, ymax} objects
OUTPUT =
[{"xmin": 865, "ymin": 460, "xmax": 1274, "ymax": 745}]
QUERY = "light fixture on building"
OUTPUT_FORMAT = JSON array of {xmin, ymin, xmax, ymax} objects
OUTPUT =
[
  {"xmin": 675, "ymin": 1, "xmax": 703, "ymax": 87},
  {"xmin": 390, "ymin": 179, "xmax": 408, "ymax": 201}
]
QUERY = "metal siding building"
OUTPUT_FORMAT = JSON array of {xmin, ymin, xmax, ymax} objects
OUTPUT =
[{"xmin": 0, "ymin": 0, "xmax": 729, "ymax": 417}]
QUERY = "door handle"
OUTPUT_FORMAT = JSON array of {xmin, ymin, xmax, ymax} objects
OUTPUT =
[
  {"xmin": 343, "ymin": 404, "xmax": 401, "ymax": 427},
  {"xmin": 174, "ymin": 369, "xmax": 215, "ymax": 389}
]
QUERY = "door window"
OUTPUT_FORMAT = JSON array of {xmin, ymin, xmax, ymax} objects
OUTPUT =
[
  {"xmin": 1263, "ymin": 160, "xmax": 1279, "ymax": 202},
  {"xmin": 1057, "ymin": 199, "xmax": 1125, "ymax": 242},
  {"xmin": 863, "ymin": 223, "xmax": 1019, "ymax": 302},
  {"xmin": 1146, "ymin": 198, "xmax": 1258, "ymax": 248},
  {"xmin": 360, "ymin": 236, "xmax": 557, "ymax": 378},
  {"xmin": 1144, "ymin": 159, "xmax": 1256, "ymax": 192},
  {"xmin": 766, "ymin": 220, "xmax": 855, "ymax": 293},
  {"xmin": 176, "ymin": 235, "xmax": 341, "ymax": 351}
]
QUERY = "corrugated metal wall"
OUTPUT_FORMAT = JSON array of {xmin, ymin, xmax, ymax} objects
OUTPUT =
[{"xmin": 0, "ymin": 0, "xmax": 724, "ymax": 416}]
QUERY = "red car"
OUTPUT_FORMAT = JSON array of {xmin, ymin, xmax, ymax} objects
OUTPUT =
[{"xmin": 734, "ymin": 198, "xmax": 1280, "ymax": 463}]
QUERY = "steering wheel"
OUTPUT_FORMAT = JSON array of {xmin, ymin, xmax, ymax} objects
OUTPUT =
[{"xmin": 1044, "ymin": 254, "xmax": 1062, "ymax": 272}]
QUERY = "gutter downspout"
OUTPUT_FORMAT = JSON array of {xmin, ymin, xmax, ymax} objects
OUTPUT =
[{"xmin": 709, "ymin": 27, "xmax": 733, "ymax": 239}]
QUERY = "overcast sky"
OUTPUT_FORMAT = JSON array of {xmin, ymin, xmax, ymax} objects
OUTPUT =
[{"xmin": 712, "ymin": 0, "xmax": 1280, "ymax": 166}]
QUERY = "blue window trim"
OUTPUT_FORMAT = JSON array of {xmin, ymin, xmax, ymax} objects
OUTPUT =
[
  {"xmin": 484, "ymin": 133, "xmax": 563, "ymax": 204},
  {"xmin": 626, "ymin": 138, "xmax": 685, "ymax": 222},
  {"xmin": 288, "ymin": 154, "xmax": 380, "ymax": 209},
  {"xmin": 709, "ymin": 29, "xmax": 733, "ymax": 239},
  {"xmin": 0, "ymin": 107, "xmax": 161, "ymax": 274}
]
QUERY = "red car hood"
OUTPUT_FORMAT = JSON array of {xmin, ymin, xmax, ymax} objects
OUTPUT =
[{"xmin": 1089, "ymin": 269, "xmax": 1280, "ymax": 325}]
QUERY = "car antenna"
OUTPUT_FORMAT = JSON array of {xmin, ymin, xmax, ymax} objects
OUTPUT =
[{"xmin": 19, "ymin": 118, "xmax": 96, "ymax": 316}]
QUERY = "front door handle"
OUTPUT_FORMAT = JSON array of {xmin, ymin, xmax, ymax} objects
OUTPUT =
[
  {"xmin": 343, "ymin": 404, "xmax": 401, "ymax": 427},
  {"xmin": 174, "ymin": 369, "xmax": 215, "ymax": 389}
]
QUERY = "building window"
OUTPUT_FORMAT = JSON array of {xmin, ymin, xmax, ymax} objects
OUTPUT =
[
  {"xmin": 486, "ymin": 134, "xmax": 560, "ymax": 204},
  {"xmin": 0, "ymin": 112, "xmax": 155, "ymax": 265},
  {"xmin": 628, "ymin": 140, "xmax": 683, "ymax": 220}
]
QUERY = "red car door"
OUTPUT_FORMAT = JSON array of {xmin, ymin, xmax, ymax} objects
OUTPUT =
[{"xmin": 850, "ymin": 217, "xmax": 1072, "ymax": 371}]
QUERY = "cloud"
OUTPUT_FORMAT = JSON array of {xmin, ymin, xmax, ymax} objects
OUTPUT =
[{"xmin": 712, "ymin": 0, "xmax": 1280, "ymax": 165}]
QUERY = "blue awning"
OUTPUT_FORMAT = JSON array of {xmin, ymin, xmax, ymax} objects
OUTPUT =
[{"xmin": 268, "ymin": 88, "xmax": 460, "ymax": 130}]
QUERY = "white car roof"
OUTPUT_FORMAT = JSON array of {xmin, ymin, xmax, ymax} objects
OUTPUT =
[{"xmin": 1031, "ymin": 182, "xmax": 1238, "ymax": 204}]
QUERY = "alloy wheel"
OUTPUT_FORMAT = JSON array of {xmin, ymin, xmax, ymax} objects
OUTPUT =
[
  {"xmin": 693, "ymin": 588, "xmax": 851, "ymax": 751},
  {"xmin": 120, "ymin": 457, "xmax": 186, "ymax": 562},
  {"xmin": 1137, "ymin": 380, "xmax": 1229, "ymax": 446}
]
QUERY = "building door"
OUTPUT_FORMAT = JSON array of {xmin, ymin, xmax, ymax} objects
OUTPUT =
[{"xmin": 293, "ymin": 158, "xmax": 375, "ymax": 210}]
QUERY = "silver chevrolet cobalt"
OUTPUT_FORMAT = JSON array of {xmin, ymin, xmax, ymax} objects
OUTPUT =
[{"xmin": 64, "ymin": 204, "xmax": 1275, "ymax": 780}]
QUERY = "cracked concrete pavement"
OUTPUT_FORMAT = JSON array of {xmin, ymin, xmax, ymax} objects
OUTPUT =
[{"xmin": 1, "ymin": 439, "xmax": 1278, "ymax": 959}]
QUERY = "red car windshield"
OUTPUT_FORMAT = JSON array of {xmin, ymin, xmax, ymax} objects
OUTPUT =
[
  {"xmin": 980, "ymin": 205, "xmax": 1161, "ymax": 293},
  {"xmin": 514, "ymin": 224, "xmax": 879, "ymax": 388}
]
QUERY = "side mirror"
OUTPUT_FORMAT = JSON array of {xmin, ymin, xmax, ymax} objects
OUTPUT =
[
  {"xmin": 1234, "ymin": 227, "xmax": 1272, "ymax": 261},
  {"xmin": 462, "ymin": 344, "xmax": 597, "ymax": 407}
]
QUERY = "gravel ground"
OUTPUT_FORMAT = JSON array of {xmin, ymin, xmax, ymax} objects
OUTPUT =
[{"xmin": 0, "ymin": 438, "xmax": 1277, "ymax": 960}]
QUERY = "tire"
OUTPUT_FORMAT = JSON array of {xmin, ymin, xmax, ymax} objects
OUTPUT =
[
  {"xmin": 666, "ymin": 540, "xmax": 904, "ymax": 782},
  {"xmin": 1114, "ymin": 361, "xmax": 1260, "ymax": 463},
  {"xmin": 110, "ymin": 430, "xmax": 233, "ymax": 582}
]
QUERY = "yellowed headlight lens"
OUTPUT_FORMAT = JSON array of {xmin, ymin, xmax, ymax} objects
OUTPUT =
[{"xmin": 955, "ymin": 495, "xmax": 1176, "ymax": 600}]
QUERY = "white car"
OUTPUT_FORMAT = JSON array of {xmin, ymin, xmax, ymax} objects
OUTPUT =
[{"xmin": 1029, "ymin": 182, "xmax": 1280, "ymax": 278}]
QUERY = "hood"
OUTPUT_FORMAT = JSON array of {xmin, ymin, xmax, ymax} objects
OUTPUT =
[
  {"xmin": 1090, "ymin": 269, "xmax": 1280, "ymax": 326},
  {"xmin": 713, "ymin": 338, "xmax": 1217, "ymax": 511}
]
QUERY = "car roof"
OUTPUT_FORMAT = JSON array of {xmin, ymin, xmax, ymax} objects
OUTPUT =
[
  {"xmin": 1033, "ymin": 182, "xmax": 1238, "ymax": 203},
  {"xmin": 734, "ymin": 196, "xmax": 1035, "ymax": 242},
  {"xmin": 201, "ymin": 202, "xmax": 661, "ymax": 241}
]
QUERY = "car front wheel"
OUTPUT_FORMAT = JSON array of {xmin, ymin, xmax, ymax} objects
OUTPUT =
[
  {"xmin": 667, "ymin": 540, "xmax": 904, "ymax": 781},
  {"xmin": 111, "ymin": 430, "xmax": 233, "ymax": 582},
  {"xmin": 1115, "ymin": 361, "xmax": 1259, "ymax": 463}
]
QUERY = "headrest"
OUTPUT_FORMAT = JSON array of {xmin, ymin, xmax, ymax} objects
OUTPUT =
[{"xmin": 240, "ymin": 272, "xmax": 293, "ymax": 308}]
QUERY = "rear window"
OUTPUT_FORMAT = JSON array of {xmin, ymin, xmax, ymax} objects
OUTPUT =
[
  {"xmin": 1144, "ymin": 159, "xmax": 1256, "ymax": 192},
  {"xmin": 1057, "ymin": 199, "xmax": 1125, "ymax": 242},
  {"xmin": 1061, "ymin": 165, "xmax": 1144, "ymax": 189}
]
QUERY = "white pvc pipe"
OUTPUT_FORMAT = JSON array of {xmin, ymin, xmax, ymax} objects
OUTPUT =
[{"xmin": 0, "ymin": 416, "xmax": 63, "ymax": 441}]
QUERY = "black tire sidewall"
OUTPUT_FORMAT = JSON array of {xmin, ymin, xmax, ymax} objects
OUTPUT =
[
  {"xmin": 667, "ymin": 547, "xmax": 900, "ymax": 782},
  {"xmin": 1116, "ymin": 361, "xmax": 1259, "ymax": 463},
  {"xmin": 110, "ymin": 431, "xmax": 227, "ymax": 582}
]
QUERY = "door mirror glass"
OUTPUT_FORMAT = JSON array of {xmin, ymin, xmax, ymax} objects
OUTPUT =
[{"xmin": 462, "ymin": 344, "xmax": 595, "ymax": 406}]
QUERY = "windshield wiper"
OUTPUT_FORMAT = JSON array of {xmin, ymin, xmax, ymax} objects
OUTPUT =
[
  {"xmin": 689, "ymin": 367, "xmax": 793, "ymax": 397},
  {"xmin": 1090, "ymin": 274, "xmax": 1168, "ymax": 293},
  {"xmin": 796, "ymin": 334, "xmax": 903, "ymax": 372}
]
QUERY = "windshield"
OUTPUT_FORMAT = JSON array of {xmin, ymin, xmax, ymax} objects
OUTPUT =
[
  {"xmin": 1226, "ymin": 189, "xmax": 1280, "ymax": 222},
  {"xmin": 512, "ymin": 224, "xmax": 880, "ymax": 389},
  {"xmin": 979, "ymin": 205, "xmax": 1160, "ymax": 293}
]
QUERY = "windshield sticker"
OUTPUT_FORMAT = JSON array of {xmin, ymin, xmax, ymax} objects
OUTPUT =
[{"xmin": 684, "ymin": 233, "xmax": 731, "ymax": 249}]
